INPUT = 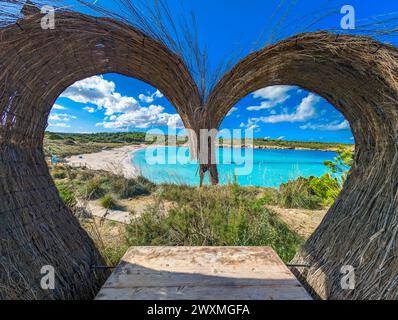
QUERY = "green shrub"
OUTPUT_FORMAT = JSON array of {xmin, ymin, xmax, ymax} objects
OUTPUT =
[
  {"xmin": 77, "ymin": 170, "xmax": 95, "ymax": 181},
  {"xmin": 55, "ymin": 182, "xmax": 77, "ymax": 207},
  {"xmin": 257, "ymin": 190, "xmax": 277, "ymax": 206},
  {"xmin": 158, "ymin": 184, "xmax": 194, "ymax": 203},
  {"xmin": 309, "ymin": 173, "xmax": 341, "ymax": 206},
  {"xmin": 324, "ymin": 147, "xmax": 353, "ymax": 177},
  {"xmin": 102, "ymin": 245, "xmax": 130, "ymax": 266},
  {"xmin": 85, "ymin": 178, "xmax": 105, "ymax": 200},
  {"xmin": 136, "ymin": 176, "xmax": 156, "ymax": 190},
  {"xmin": 100, "ymin": 194, "xmax": 118, "ymax": 210},
  {"xmin": 48, "ymin": 133, "xmax": 64, "ymax": 140},
  {"xmin": 275, "ymin": 148, "xmax": 353, "ymax": 209},
  {"xmin": 128, "ymin": 184, "xmax": 151, "ymax": 197},
  {"xmin": 64, "ymin": 139, "xmax": 76, "ymax": 145},
  {"xmin": 127, "ymin": 184, "xmax": 303, "ymax": 263},
  {"xmin": 109, "ymin": 177, "xmax": 128, "ymax": 197},
  {"xmin": 278, "ymin": 178, "xmax": 323, "ymax": 210},
  {"xmin": 52, "ymin": 167, "xmax": 66, "ymax": 179},
  {"xmin": 110, "ymin": 176, "xmax": 151, "ymax": 199}
]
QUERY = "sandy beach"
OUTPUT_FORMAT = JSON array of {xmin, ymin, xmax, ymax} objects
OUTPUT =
[{"xmin": 66, "ymin": 144, "xmax": 145, "ymax": 179}]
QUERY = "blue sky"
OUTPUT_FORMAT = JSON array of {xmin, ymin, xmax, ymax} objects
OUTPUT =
[
  {"xmin": 51, "ymin": 76, "xmax": 353, "ymax": 143},
  {"xmin": 45, "ymin": 0, "xmax": 398, "ymax": 143}
]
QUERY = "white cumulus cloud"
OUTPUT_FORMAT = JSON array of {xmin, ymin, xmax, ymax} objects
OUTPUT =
[
  {"xmin": 61, "ymin": 76, "xmax": 182, "ymax": 131},
  {"xmin": 247, "ymin": 85, "xmax": 297, "ymax": 111},
  {"xmin": 53, "ymin": 104, "xmax": 66, "ymax": 110},
  {"xmin": 139, "ymin": 90, "xmax": 164, "ymax": 103},
  {"xmin": 60, "ymin": 75, "xmax": 139, "ymax": 115},
  {"xmin": 227, "ymin": 107, "xmax": 239, "ymax": 117},
  {"xmin": 240, "ymin": 119, "xmax": 261, "ymax": 132},
  {"xmin": 300, "ymin": 120, "xmax": 350, "ymax": 131},
  {"xmin": 83, "ymin": 107, "xmax": 95, "ymax": 113},
  {"xmin": 96, "ymin": 105, "xmax": 184, "ymax": 130},
  {"xmin": 48, "ymin": 113, "xmax": 76, "ymax": 121},
  {"xmin": 258, "ymin": 93, "xmax": 319, "ymax": 123},
  {"xmin": 50, "ymin": 123, "xmax": 71, "ymax": 128}
]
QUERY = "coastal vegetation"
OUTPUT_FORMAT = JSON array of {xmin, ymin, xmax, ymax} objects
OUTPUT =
[
  {"xmin": 224, "ymin": 137, "xmax": 354, "ymax": 151},
  {"xmin": 44, "ymin": 131, "xmax": 188, "ymax": 158},
  {"xmin": 48, "ymin": 143, "xmax": 353, "ymax": 265},
  {"xmin": 100, "ymin": 194, "xmax": 119, "ymax": 210},
  {"xmin": 50, "ymin": 166, "xmax": 155, "ymax": 204},
  {"xmin": 51, "ymin": 165, "xmax": 303, "ymax": 263},
  {"xmin": 276, "ymin": 148, "xmax": 353, "ymax": 208},
  {"xmin": 126, "ymin": 184, "xmax": 303, "ymax": 262},
  {"xmin": 45, "ymin": 131, "xmax": 354, "ymax": 158},
  {"xmin": 256, "ymin": 138, "xmax": 353, "ymax": 151}
]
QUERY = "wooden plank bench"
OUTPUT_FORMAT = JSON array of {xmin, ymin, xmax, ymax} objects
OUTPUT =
[{"xmin": 96, "ymin": 246, "xmax": 312, "ymax": 300}]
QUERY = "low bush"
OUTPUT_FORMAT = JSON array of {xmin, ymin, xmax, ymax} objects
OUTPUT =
[
  {"xmin": 47, "ymin": 133, "xmax": 64, "ymax": 140},
  {"xmin": 157, "ymin": 184, "xmax": 194, "ymax": 203},
  {"xmin": 136, "ymin": 176, "xmax": 157, "ymax": 192},
  {"xmin": 77, "ymin": 170, "xmax": 95, "ymax": 181},
  {"xmin": 55, "ymin": 182, "xmax": 77, "ymax": 207},
  {"xmin": 100, "ymin": 194, "xmax": 118, "ymax": 210},
  {"xmin": 127, "ymin": 184, "xmax": 303, "ymax": 263},
  {"xmin": 309, "ymin": 173, "xmax": 341, "ymax": 206},
  {"xmin": 109, "ymin": 176, "xmax": 151, "ymax": 199},
  {"xmin": 52, "ymin": 167, "xmax": 66, "ymax": 179},
  {"xmin": 277, "ymin": 178, "xmax": 323, "ymax": 210},
  {"xmin": 277, "ymin": 148, "xmax": 353, "ymax": 209},
  {"xmin": 85, "ymin": 178, "xmax": 105, "ymax": 200}
]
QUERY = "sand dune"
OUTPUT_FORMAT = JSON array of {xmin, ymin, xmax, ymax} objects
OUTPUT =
[{"xmin": 66, "ymin": 145, "xmax": 145, "ymax": 178}]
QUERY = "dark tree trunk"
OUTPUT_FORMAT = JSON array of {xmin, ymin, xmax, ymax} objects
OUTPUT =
[
  {"xmin": 209, "ymin": 163, "xmax": 219, "ymax": 185},
  {"xmin": 198, "ymin": 134, "xmax": 220, "ymax": 186}
]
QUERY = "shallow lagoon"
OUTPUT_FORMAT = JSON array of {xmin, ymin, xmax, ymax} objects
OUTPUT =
[{"xmin": 132, "ymin": 146, "xmax": 337, "ymax": 187}]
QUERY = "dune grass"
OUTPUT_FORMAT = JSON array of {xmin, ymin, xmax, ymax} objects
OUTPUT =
[
  {"xmin": 52, "ymin": 168, "xmax": 305, "ymax": 263},
  {"xmin": 51, "ymin": 154, "xmax": 352, "ymax": 265},
  {"xmin": 126, "ymin": 183, "xmax": 304, "ymax": 263},
  {"xmin": 50, "ymin": 166, "xmax": 155, "ymax": 201}
]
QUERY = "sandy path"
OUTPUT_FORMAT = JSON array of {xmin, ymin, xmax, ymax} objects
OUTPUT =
[
  {"xmin": 66, "ymin": 145, "xmax": 145, "ymax": 179},
  {"xmin": 266, "ymin": 205, "xmax": 327, "ymax": 238}
]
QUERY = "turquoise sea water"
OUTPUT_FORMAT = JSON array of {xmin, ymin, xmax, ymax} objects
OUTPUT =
[{"xmin": 131, "ymin": 146, "xmax": 337, "ymax": 188}]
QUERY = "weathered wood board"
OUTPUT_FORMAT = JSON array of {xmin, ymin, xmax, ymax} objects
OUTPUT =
[{"xmin": 96, "ymin": 247, "xmax": 312, "ymax": 300}]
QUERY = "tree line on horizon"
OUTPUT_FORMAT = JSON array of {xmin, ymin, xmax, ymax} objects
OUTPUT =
[{"xmin": 45, "ymin": 131, "xmax": 353, "ymax": 150}]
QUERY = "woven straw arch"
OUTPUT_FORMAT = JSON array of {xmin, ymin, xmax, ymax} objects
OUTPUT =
[
  {"xmin": 0, "ymin": 7, "xmax": 397, "ymax": 300},
  {"xmin": 208, "ymin": 32, "xmax": 398, "ymax": 299},
  {"xmin": 0, "ymin": 9, "xmax": 201, "ymax": 299}
]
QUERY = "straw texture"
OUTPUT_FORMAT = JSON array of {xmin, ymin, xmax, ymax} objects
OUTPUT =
[
  {"xmin": 208, "ymin": 32, "xmax": 398, "ymax": 299},
  {"xmin": 0, "ymin": 5, "xmax": 199, "ymax": 300},
  {"xmin": 0, "ymin": 3, "xmax": 397, "ymax": 300}
]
